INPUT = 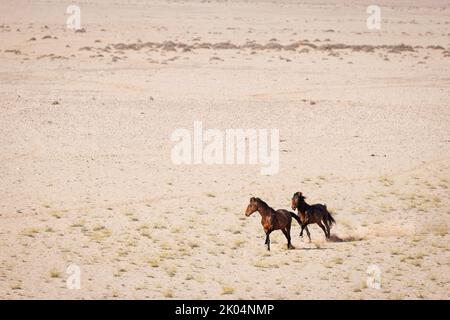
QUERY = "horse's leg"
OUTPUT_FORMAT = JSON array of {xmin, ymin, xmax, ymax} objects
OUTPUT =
[
  {"xmin": 299, "ymin": 224, "xmax": 305, "ymax": 237},
  {"xmin": 323, "ymin": 218, "xmax": 331, "ymax": 238},
  {"xmin": 286, "ymin": 222, "xmax": 294, "ymax": 249},
  {"xmin": 305, "ymin": 225, "xmax": 311, "ymax": 242},
  {"xmin": 281, "ymin": 229, "xmax": 289, "ymax": 249},
  {"xmin": 317, "ymin": 221, "xmax": 328, "ymax": 240},
  {"xmin": 282, "ymin": 224, "xmax": 294, "ymax": 249},
  {"xmin": 265, "ymin": 229, "xmax": 273, "ymax": 251}
]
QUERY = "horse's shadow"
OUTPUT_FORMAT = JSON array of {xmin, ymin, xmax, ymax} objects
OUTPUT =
[
  {"xmin": 296, "ymin": 246, "xmax": 331, "ymax": 251},
  {"xmin": 327, "ymin": 234, "xmax": 364, "ymax": 242},
  {"xmin": 290, "ymin": 233, "xmax": 364, "ymax": 250}
]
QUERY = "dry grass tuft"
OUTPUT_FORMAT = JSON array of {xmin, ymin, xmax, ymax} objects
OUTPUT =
[
  {"xmin": 49, "ymin": 268, "xmax": 61, "ymax": 278},
  {"xmin": 21, "ymin": 228, "xmax": 39, "ymax": 238},
  {"xmin": 222, "ymin": 286, "xmax": 235, "ymax": 295},
  {"xmin": 164, "ymin": 289, "xmax": 174, "ymax": 298}
]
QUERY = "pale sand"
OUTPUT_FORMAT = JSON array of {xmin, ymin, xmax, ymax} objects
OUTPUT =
[{"xmin": 0, "ymin": 0, "xmax": 449, "ymax": 299}]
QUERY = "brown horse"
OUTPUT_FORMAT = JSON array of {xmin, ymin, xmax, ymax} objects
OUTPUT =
[
  {"xmin": 291, "ymin": 192, "xmax": 336, "ymax": 241},
  {"xmin": 245, "ymin": 197, "xmax": 302, "ymax": 251}
]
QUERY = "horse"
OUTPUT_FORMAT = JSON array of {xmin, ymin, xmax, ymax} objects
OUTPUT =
[
  {"xmin": 291, "ymin": 192, "xmax": 336, "ymax": 241},
  {"xmin": 245, "ymin": 197, "xmax": 302, "ymax": 251}
]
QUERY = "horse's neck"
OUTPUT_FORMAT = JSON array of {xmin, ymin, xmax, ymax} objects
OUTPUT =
[
  {"xmin": 257, "ymin": 204, "xmax": 275, "ymax": 218},
  {"xmin": 298, "ymin": 201, "xmax": 309, "ymax": 213}
]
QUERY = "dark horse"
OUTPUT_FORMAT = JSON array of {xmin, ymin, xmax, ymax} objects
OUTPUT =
[
  {"xmin": 245, "ymin": 197, "xmax": 302, "ymax": 251},
  {"xmin": 291, "ymin": 192, "xmax": 336, "ymax": 241}
]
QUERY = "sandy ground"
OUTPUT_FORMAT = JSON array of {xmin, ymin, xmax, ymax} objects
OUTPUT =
[{"xmin": 0, "ymin": 0, "xmax": 449, "ymax": 299}]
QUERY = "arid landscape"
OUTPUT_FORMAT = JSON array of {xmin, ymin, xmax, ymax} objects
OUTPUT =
[{"xmin": 0, "ymin": 0, "xmax": 449, "ymax": 299}]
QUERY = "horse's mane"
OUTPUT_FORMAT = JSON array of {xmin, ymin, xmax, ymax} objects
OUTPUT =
[
  {"xmin": 255, "ymin": 198, "xmax": 274, "ymax": 211},
  {"xmin": 295, "ymin": 193, "xmax": 309, "ymax": 210}
]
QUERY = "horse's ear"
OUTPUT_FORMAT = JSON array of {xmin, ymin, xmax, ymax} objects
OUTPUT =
[{"xmin": 250, "ymin": 197, "xmax": 256, "ymax": 202}]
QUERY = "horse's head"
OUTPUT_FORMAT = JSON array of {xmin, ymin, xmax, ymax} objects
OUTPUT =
[
  {"xmin": 245, "ymin": 197, "xmax": 259, "ymax": 216},
  {"xmin": 291, "ymin": 192, "xmax": 306, "ymax": 210}
]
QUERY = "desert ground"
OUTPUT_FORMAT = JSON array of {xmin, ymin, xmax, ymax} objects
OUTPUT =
[{"xmin": 0, "ymin": 0, "xmax": 449, "ymax": 299}]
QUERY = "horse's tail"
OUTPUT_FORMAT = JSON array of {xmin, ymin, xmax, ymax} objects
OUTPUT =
[
  {"xmin": 324, "ymin": 205, "xmax": 336, "ymax": 225},
  {"xmin": 290, "ymin": 212, "xmax": 302, "ymax": 226}
]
